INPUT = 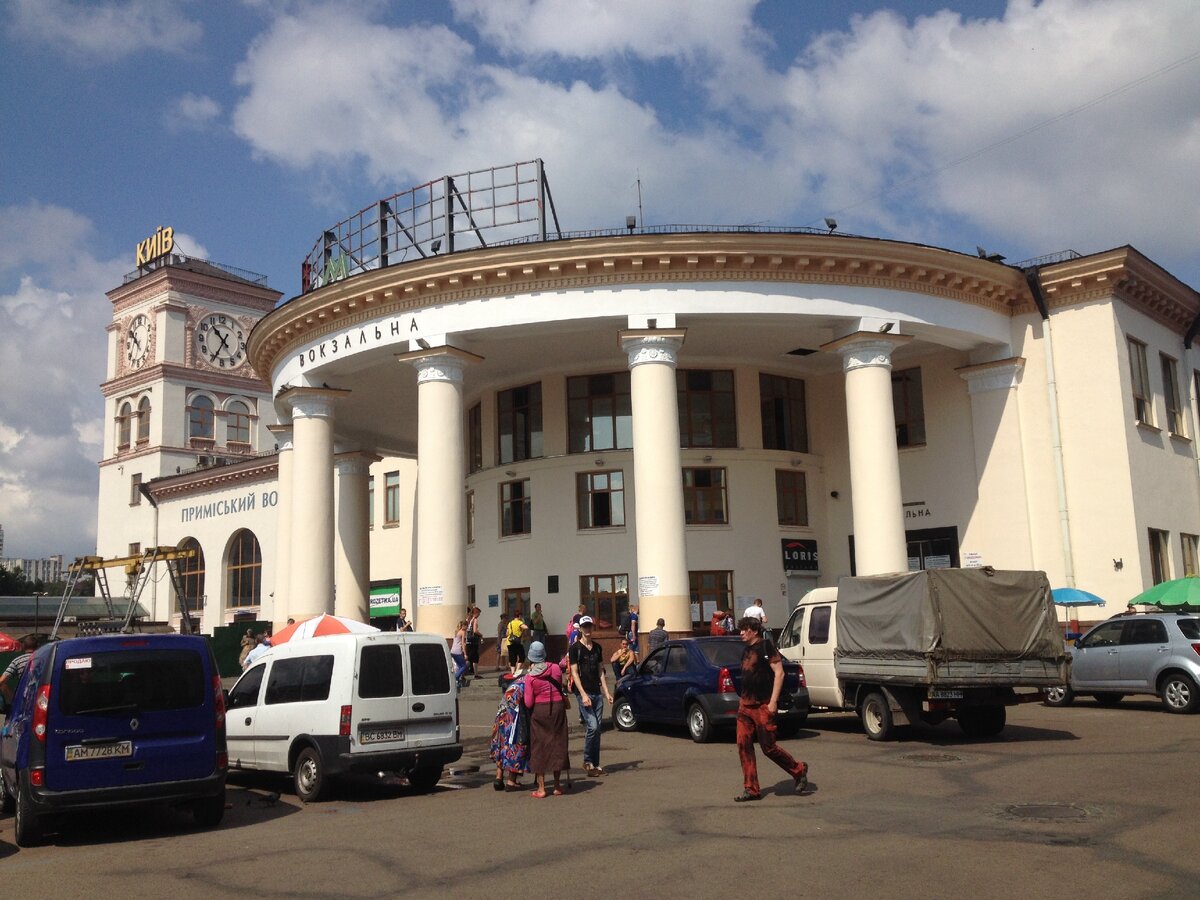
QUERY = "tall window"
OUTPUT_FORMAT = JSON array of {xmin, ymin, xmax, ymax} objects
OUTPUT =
[
  {"xmin": 178, "ymin": 537, "xmax": 205, "ymax": 613},
  {"xmin": 503, "ymin": 587, "xmax": 529, "ymax": 621},
  {"xmin": 683, "ymin": 467, "xmax": 728, "ymax": 525},
  {"xmin": 497, "ymin": 382, "xmax": 542, "ymax": 464},
  {"xmin": 384, "ymin": 471, "xmax": 400, "ymax": 524},
  {"xmin": 775, "ymin": 470, "xmax": 808, "ymax": 526},
  {"xmin": 568, "ymin": 372, "xmax": 632, "ymax": 452},
  {"xmin": 129, "ymin": 473, "xmax": 142, "ymax": 506},
  {"xmin": 689, "ymin": 570, "xmax": 733, "ymax": 627},
  {"xmin": 368, "ymin": 478, "xmax": 375, "ymax": 529},
  {"xmin": 1182, "ymin": 533, "xmax": 1199, "ymax": 578},
  {"xmin": 1161, "ymin": 354, "xmax": 1183, "ymax": 435},
  {"xmin": 117, "ymin": 401, "xmax": 133, "ymax": 450},
  {"xmin": 501, "ymin": 479, "xmax": 531, "ymax": 536},
  {"xmin": 188, "ymin": 395, "xmax": 215, "ymax": 440},
  {"xmin": 577, "ymin": 470, "xmax": 625, "ymax": 529},
  {"xmin": 228, "ymin": 529, "xmax": 262, "ymax": 607},
  {"xmin": 136, "ymin": 396, "xmax": 151, "ymax": 443},
  {"xmin": 677, "ymin": 369, "xmax": 736, "ymax": 448},
  {"xmin": 892, "ymin": 368, "xmax": 926, "ymax": 446},
  {"xmin": 1149, "ymin": 528, "xmax": 1171, "ymax": 585},
  {"xmin": 580, "ymin": 574, "xmax": 629, "ymax": 629},
  {"xmin": 467, "ymin": 402, "xmax": 482, "ymax": 473},
  {"xmin": 466, "ymin": 490, "xmax": 475, "ymax": 544},
  {"xmin": 1128, "ymin": 338, "xmax": 1152, "ymax": 425},
  {"xmin": 760, "ymin": 374, "xmax": 808, "ymax": 452},
  {"xmin": 227, "ymin": 400, "xmax": 251, "ymax": 445}
]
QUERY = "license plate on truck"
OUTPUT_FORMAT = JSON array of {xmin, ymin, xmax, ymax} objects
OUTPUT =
[
  {"xmin": 360, "ymin": 728, "xmax": 404, "ymax": 744},
  {"xmin": 65, "ymin": 741, "xmax": 133, "ymax": 762},
  {"xmin": 929, "ymin": 689, "xmax": 963, "ymax": 699}
]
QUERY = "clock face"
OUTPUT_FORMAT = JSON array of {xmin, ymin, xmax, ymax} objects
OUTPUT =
[
  {"xmin": 125, "ymin": 314, "xmax": 151, "ymax": 370},
  {"xmin": 196, "ymin": 313, "xmax": 246, "ymax": 369}
]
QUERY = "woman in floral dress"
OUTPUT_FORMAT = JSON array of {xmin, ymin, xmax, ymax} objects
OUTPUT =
[{"xmin": 489, "ymin": 675, "xmax": 530, "ymax": 790}]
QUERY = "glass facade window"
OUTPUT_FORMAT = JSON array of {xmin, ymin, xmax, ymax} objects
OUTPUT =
[
  {"xmin": 497, "ymin": 382, "xmax": 542, "ymax": 464},
  {"xmin": 467, "ymin": 402, "xmax": 482, "ymax": 473},
  {"xmin": 683, "ymin": 467, "xmax": 728, "ymax": 525},
  {"xmin": 136, "ymin": 396, "xmax": 151, "ymax": 443},
  {"xmin": 130, "ymin": 473, "xmax": 142, "ymax": 506},
  {"xmin": 1182, "ymin": 533, "xmax": 1198, "ymax": 578},
  {"xmin": 178, "ymin": 538, "xmax": 204, "ymax": 613},
  {"xmin": 466, "ymin": 490, "xmax": 475, "ymax": 544},
  {"xmin": 579, "ymin": 574, "xmax": 629, "ymax": 629},
  {"xmin": 227, "ymin": 400, "xmax": 251, "ymax": 444},
  {"xmin": 188, "ymin": 395, "xmax": 215, "ymax": 440},
  {"xmin": 117, "ymin": 401, "xmax": 133, "ymax": 450},
  {"xmin": 689, "ymin": 570, "xmax": 733, "ymax": 627},
  {"xmin": 568, "ymin": 372, "xmax": 632, "ymax": 453},
  {"xmin": 384, "ymin": 471, "xmax": 400, "ymax": 524},
  {"xmin": 501, "ymin": 479, "xmax": 531, "ymax": 536},
  {"xmin": 576, "ymin": 470, "xmax": 625, "ymax": 529},
  {"xmin": 775, "ymin": 469, "xmax": 808, "ymax": 526},
  {"xmin": 677, "ymin": 369, "xmax": 736, "ymax": 448},
  {"xmin": 760, "ymin": 373, "xmax": 808, "ymax": 452},
  {"xmin": 1128, "ymin": 338, "xmax": 1152, "ymax": 425},
  {"xmin": 227, "ymin": 529, "xmax": 262, "ymax": 607},
  {"xmin": 1149, "ymin": 528, "xmax": 1171, "ymax": 584},
  {"xmin": 892, "ymin": 368, "xmax": 926, "ymax": 447},
  {"xmin": 1161, "ymin": 354, "xmax": 1184, "ymax": 435}
]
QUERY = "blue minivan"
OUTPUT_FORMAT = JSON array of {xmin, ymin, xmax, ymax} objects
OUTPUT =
[{"xmin": 0, "ymin": 633, "xmax": 228, "ymax": 847}]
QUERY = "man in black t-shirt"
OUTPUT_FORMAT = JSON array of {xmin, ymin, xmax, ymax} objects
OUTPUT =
[
  {"xmin": 733, "ymin": 617, "xmax": 808, "ymax": 802},
  {"xmin": 568, "ymin": 616, "xmax": 612, "ymax": 776}
]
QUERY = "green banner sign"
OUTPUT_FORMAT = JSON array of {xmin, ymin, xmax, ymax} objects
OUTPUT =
[{"xmin": 369, "ymin": 585, "xmax": 401, "ymax": 618}]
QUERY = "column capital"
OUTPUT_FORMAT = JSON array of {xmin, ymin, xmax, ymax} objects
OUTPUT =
[
  {"xmin": 619, "ymin": 329, "xmax": 687, "ymax": 369},
  {"xmin": 396, "ymin": 346, "xmax": 484, "ymax": 385},
  {"xmin": 335, "ymin": 451, "xmax": 380, "ymax": 477},
  {"xmin": 267, "ymin": 423, "xmax": 294, "ymax": 452},
  {"xmin": 822, "ymin": 331, "xmax": 913, "ymax": 372},
  {"xmin": 956, "ymin": 357, "xmax": 1026, "ymax": 394},
  {"xmin": 278, "ymin": 385, "xmax": 349, "ymax": 420}
]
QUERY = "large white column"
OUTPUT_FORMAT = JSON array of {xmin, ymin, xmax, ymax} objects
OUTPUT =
[
  {"xmin": 826, "ymin": 333, "xmax": 910, "ymax": 576},
  {"xmin": 398, "ymin": 347, "xmax": 481, "ymax": 637},
  {"xmin": 334, "ymin": 452, "xmax": 373, "ymax": 623},
  {"xmin": 284, "ymin": 388, "xmax": 345, "ymax": 621},
  {"xmin": 267, "ymin": 421, "xmax": 294, "ymax": 631},
  {"xmin": 620, "ymin": 330, "xmax": 692, "ymax": 633}
]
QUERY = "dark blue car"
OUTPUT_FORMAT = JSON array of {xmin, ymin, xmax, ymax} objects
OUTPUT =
[
  {"xmin": 612, "ymin": 637, "xmax": 810, "ymax": 742},
  {"xmin": 0, "ymin": 634, "xmax": 228, "ymax": 847}
]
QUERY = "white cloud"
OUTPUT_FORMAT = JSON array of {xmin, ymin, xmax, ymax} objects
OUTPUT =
[
  {"xmin": 10, "ymin": 0, "xmax": 203, "ymax": 60},
  {"xmin": 165, "ymin": 93, "xmax": 222, "ymax": 133}
]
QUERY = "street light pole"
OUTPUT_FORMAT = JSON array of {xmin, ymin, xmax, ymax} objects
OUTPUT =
[{"xmin": 33, "ymin": 591, "xmax": 47, "ymax": 635}]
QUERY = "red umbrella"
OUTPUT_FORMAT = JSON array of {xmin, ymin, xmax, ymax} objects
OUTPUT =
[{"xmin": 0, "ymin": 632, "xmax": 21, "ymax": 653}]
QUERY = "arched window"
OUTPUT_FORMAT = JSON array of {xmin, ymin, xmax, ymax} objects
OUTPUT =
[
  {"xmin": 227, "ymin": 529, "xmax": 262, "ymax": 608},
  {"xmin": 177, "ymin": 537, "xmax": 205, "ymax": 613},
  {"xmin": 188, "ymin": 394, "xmax": 215, "ymax": 440},
  {"xmin": 137, "ymin": 396, "xmax": 151, "ymax": 443},
  {"xmin": 117, "ymin": 401, "xmax": 133, "ymax": 450},
  {"xmin": 227, "ymin": 400, "xmax": 250, "ymax": 445}
]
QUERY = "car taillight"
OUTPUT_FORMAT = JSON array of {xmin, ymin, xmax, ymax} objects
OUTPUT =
[
  {"xmin": 30, "ymin": 768, "xmax": 44, "ymax": 787},
  {"xmin": 33, "ymin": 685, "xmax": 50, "ymax": 742},
  {"xmin": 339, "ymin": 705, "xmax": 352, "ymax": 737},
  {"xmin": 212, "ymin": 675, "xmax": 226, "ymax": 730},
  {"xmin": 1191, "ymin": 643, "xmax": 1200, "ymax": 659},
  {"xmin": 796, "ymin": 664, "xmax": 807, "ymax": 688},
  {"xmin": 717, "ymin": 667, "xmax": 736, "ymax": 693}
]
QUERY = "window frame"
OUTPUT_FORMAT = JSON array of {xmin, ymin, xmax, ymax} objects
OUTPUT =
[
  {"xmin": 136, "ymin": 396, "xmax": 151, "ymax": 444},
  {"xmin": 188, "ymin": 394, "xmax": 215, "ymax": 441},
  {"xmin": 683, "ymin": 467, "xmax": 728, "ymax": 525},
  {"xmin": 1128, "ymin": 338, "xmax": 1152, "ymax": 426},
  {"xmin": 567, "ymin": 372, "xmax": 633, "ymax": 453},
  {"xmin": 775, "ymin": 469, "xmax": 808, "ymax": 527},
  {"xmin": 892, "ymin": 367, "xmax": 926, "ymax": 447},
  {"xmin": 576, "ymin": 470, "xmax": 625, "ymax": 529},
  {"xmin": 384, "ymin": 471, "xmax": 400, "ymax": 525},
  {"xmin": 1161, "ymin": 353, "xmax": 1184, "ymax": 435},
  {"xmin": 760, "ymin": 373, "xmax": 808, "ymax": 452},
  {"xmin": 1181, "ymin": 533, "xmax": 1198, "ymax": 578},
  {"xmin": 226, "ymin": 399, "xmax": 252, "ymax": 445},
  {"xmin": 467, "ymin": 402, "xmax": 483, "ymax": 473},
  {"xmin": 1149, "ymin": 527, "xmax": 1171, "ymax": 584},
  {"xmin": 227, "ymin": 529, "xmax": 262, "ymax": 608},
  {"xmin": 500, "ymin": 478, "xmax": 531, "ymax": 537},
  {"xmin": 579, "ymin": 574, "xmax": 629, "ymax": 629},
  {"xmin": 497, "ymin": 382, "xmax": 543, "ymax": 464},
  {"xmin": 117, "ymin": 401, "xmax": 133, "ymax": 451},
  {"xmin": 688, "ymin": 570, "xmax": 733, "ymax": 627},
  {"xmin": 178, "ymin": 537, "xmax": 205, "ymax": 613},
  {"xmin": 677, "ymin": 369, "xmax": 737, "ymax": 449},
  {"xmin": 129, "ymin": 472, "xmax": 143, "ymax": 506}
]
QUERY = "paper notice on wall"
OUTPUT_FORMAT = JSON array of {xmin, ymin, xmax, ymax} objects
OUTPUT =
[
  {"xmin": 418, "ymin": 585, "xmax": 445, "ymax": 606},
  {"xmin": 963, "ymin": 551, "xmax": 984, "ymax": 568},
  {"xmin": 638, "ymin": 575, "xmax": 660, "ymax": 597}
]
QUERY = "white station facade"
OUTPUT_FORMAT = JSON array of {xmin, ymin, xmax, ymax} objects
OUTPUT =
[{"xmin": 96, "ymin": 182, "xmax": 1200, "ymax": 639}]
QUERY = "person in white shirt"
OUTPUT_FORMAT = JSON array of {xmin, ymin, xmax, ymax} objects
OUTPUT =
[
  {"xmin": 743, "ymin": 598, "xmax": 767, "ymax": 627},
  {"xmin": 242, "ymin": 634, "xmax": 272, "ymax": 670}
]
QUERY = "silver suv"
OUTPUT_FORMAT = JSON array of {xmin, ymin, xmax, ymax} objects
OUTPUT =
[{"xmin": 1045, "ymin": 613, "xmax": 1200, "ymax": 713}]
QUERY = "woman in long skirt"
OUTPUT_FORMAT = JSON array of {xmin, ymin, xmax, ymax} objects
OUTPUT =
[
  {"xmin": 522, "ymin": 641, "xmax": 570, "ymax": 797},
  {"xmin": 489, "ymin": 676, "xmax": 530, "ymax": 790}
]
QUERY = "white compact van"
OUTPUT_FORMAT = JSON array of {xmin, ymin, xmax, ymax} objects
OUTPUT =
[{"xmin": 224, "ymin": 632, "xmax": 461, "ymax": 801}]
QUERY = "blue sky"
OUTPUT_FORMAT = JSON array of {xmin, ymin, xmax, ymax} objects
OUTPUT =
[{"xmin": 2, "ymin": 0, "xmax": 1199, "ymax": 560}]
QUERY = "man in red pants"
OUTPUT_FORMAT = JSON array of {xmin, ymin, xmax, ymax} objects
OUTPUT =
[{"xmin": 734, "ymin": 616, "xmax": 809, "ymax": 802}]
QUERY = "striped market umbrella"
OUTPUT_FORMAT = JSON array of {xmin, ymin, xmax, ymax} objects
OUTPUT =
[
  {"xmin": 269, "ymin": 613, "xmax": 379, "ymax": 645},
  {"xmin": 1127, "ymin": 576, "xmax": 1200, "ymax": 612}
]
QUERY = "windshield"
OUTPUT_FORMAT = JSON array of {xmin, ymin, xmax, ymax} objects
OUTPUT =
[
  {"xmin": 1176, "ymin": 618, "xmax": 1200, "ymax": 640},
  {"xmin": 58, "ymin": 649, "xmax": 204, "ymax": 715}
]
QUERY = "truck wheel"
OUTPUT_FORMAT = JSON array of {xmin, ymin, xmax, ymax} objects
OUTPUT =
[
  {"xmin": 293, "ymin": 746, "xmax": 328, "ymax": 803},
  {"xmin": 613, "ymin": 697, "xmax": 638, "ymax": 732},
  {"xmin": 860, "ymin": 692, "xmax": 895, "ymax": 741},
  {"xmin": 193, "ymin": 790, "xmax": 226, "ymax": 827},
  {"xmin": 958, "ymin": 704, "xmax": 1006, "ymax": 738},
  {"xmin": 687, "ymin": 702, "xmax": 714, "ymax": 743},
  {"xmin": 14, "ymin": 782, "xmax": 43, "ymax": 848},
  {"xmin": 1093, "ymin": 692, "xmax": 1124, "ymax": 707},
  {"xmin": 407, "ymin": 766, "xmax": 442, "ymax": 793},
  {"xmin": 1160, "ymin": 672, "xmax": 1198, "ymax": 714},
  {"xmin": 1043, "ymin": 686, "xmax": 1074, "ymax": 707}
]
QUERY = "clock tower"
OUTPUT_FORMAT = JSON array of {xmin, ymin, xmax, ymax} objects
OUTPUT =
[{"xmin": 97, "ymin": 235, "xmax": 282, "ymax": 601}]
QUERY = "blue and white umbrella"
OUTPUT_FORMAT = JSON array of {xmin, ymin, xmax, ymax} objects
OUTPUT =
[{"xmin": 1051, "ymin": 587, "xmax": 1106, "ymax": 608}]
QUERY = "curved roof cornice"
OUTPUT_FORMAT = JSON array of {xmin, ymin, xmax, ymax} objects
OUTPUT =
[{"xmin": 248, "ymin": 232, "xmax": 1034, "ymax": 377}]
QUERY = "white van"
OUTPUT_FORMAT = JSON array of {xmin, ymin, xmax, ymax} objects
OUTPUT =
[{"xmin": 224, "ymin": 632, "xmax": 461, "ymax": 801}]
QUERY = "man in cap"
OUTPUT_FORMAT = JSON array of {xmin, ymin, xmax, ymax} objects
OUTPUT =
[{"xmin": 568, "ymin": 616, "xmax": 612, "ymax": 776}]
